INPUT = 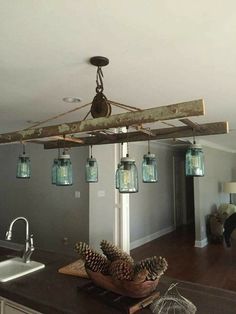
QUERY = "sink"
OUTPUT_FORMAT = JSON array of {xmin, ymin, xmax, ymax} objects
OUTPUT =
[{"xmin": 0, "ymin": 257, "xmax": 45, "ymax": 282}]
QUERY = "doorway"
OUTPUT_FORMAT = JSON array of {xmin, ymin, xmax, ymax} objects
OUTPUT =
[{"xmin": 173, "ymin": 153, "xmax": 195, "ymax": 229}]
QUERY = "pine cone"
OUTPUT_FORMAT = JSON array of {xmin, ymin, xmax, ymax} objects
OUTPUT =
[
  {"xmin": 74, "ymin": 242, "xmax": 90, "ymax": 258},
  {"xmin": 74, "ymin": 242, "xmax": 110, "ymax": 274},
  {"xmin": 109, "ymin": 259, "xmax": 134, "ymax": 281},
  {"xmin": 134, "ymin": 256, "xmax": 168, "ymax": 281},
  {"xmin": 100, "ymin": 240, "xmax": 134, "ymax": 264},
  {"xmin": 133, "ymin": 269, "xmax": 148, "ymax": 283}
]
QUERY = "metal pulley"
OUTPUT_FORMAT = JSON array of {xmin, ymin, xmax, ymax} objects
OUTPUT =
[
  {"xmin": 90, "ymin": 56, "xmax": 112, "ymax": 118},
  {"xmin": 91, "ymin": 92, "xmax": 111, "ymax": 118}
]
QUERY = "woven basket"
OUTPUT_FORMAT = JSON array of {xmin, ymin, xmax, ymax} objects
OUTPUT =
[{"xmin": 86, "ymin": 269, "xmax": 159, "ymax": 298}]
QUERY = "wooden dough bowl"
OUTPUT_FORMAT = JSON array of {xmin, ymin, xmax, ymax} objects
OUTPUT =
[{"xmin": 86, "ymin": 269, "xmax": 159, "ymax": 298}]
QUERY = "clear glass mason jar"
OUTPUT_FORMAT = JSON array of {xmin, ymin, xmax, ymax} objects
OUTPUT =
[
  {"xmin": 85, "ymin": 157, "xmax": 98, "ymax": 183},
  {"xmin": 142, "ymin": 153, "xmax": 158, "ymax": 183},
  {"xmin": 118, "ymin": 156, "xmax": 138, "ymax": 193},
  {"xmin": 185, "ymin": 143, "xmax": 204, "ymax": 177}
]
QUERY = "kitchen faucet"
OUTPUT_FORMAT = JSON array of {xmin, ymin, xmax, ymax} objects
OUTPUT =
[{"xmin": 5, "ymin": 217, "xmax": 35, "ymax": 263}]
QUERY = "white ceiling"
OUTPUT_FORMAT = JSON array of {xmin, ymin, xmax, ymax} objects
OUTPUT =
[{"xmin": 1, "ymin": 1, "xmax": 236, "ymax": 150}]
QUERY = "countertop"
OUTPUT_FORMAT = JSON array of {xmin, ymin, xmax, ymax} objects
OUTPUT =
[{"xmin": 0, "ymin": 248, "xmax": 236, "ymax": 314}]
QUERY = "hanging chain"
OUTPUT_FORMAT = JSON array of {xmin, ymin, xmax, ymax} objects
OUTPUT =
[
  {"xmin": 23, "ymin": 143, "xmax": 26, "ymax": 155},
  {"xmin": 90, "ymin": 145, "xmax": 93, "ymax": 158},
  {"xmin": 57, "ymin": 140, "xmax": 60, "ymax": 158},
  {"xmin": 126, "ymin": 126, "xmax": 129, "ymax": 157},
  {"xmin": 96, "ymin": 66, "xmax": 104, "ymax": 93},
  {"xmin": 192, "ymin": 128, "xmax": 196, "ymax": 144},
  {"xmin": 148, "ymin": 128, "xmax": 151, "ymax": 154},
  {"xmin": 63, "ymin": 134, "xmax": 66, "ymax": 154}
]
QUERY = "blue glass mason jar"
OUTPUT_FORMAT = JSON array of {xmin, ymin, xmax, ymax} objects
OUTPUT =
[
  {"xmin": 85, "ymin": 157, "xmax": 98, "ymax": 183},
  {"xmin": 185, "ymin": 143, "xmax": 204, "ymax": 177},
  {"xmin": 142, "ymin": 153, "xmax": 158, "ymax": 183},
  {"xmin": 56, "ymin": 153, "xmax": 73, "ymax": 186},
  {"xmin": 118, "ymin": 156, "xmax": 138, "ymax": 193},
  {"xmin": 16, "ymin": 154, "xmax": 31, "ymax": 179},
  {"xmin": 51, "ymin": 159, "xmax": 59, "ymax": 185},
  {"xmin": 115, "ymin": 163, "xmax": 121, "ymax": 189}
]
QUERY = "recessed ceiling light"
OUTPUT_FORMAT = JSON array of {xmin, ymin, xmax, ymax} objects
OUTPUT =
[{"xmin": 62, "ymin": 97, "xmax": 82, "ymax": 103}]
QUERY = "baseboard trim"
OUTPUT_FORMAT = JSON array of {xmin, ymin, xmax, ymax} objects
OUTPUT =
[
  {"xmin": 195, "ymin": 238, "xmax": 208, "ymax": 248},
  {"xmin": 130, "ymin": 225, "xmax": 175, "ymax": 250}
]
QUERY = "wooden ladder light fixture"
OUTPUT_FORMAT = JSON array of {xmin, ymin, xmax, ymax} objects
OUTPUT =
[{"xmin": 0, "ymin": 56, "xmax": 229, "ymax": 147}]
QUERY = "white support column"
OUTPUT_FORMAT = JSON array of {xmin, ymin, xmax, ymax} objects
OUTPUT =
[
  {"xmin": 89, "ymin": 130, "xmax": 130, "ymax": 253},
  {"xmin": 119, "ymin": 192, "xmax": 130, "ymax": 253},
  {"xmin": 118, "ymin": 141, "xmax": 130, "ymax": 254},
  {"xmin": 113, "ymin": 143, "xmax": 120, "ymax": 246}
]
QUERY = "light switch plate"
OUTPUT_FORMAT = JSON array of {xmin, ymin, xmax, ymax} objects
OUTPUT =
[
  {"xmin": 75, "ymin": 191, "xmax": 80, "ymax": 198},
  {"xmin": 98, "ymin": 190, "xmax": 105, "ymax": 197}
]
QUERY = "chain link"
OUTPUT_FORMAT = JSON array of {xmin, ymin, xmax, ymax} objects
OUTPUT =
[{"xmin": 95, "ymin": 66, "xmax": 104, "ymax": 93}]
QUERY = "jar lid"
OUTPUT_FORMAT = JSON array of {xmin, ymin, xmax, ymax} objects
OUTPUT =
[
  {"xmin": 190, "ymin": 143, "xmax": 202, "ymax": 149},
  {"xmin": 59, "ymin": 154, "xmax": 71, "ymax": 159},
  {"xmin": 120, "ymin": 156, "xmax": 135, "ymax": 163},
  {"xmin": 19, "ymin": 154, "xmax": 29, "ymax": 158},
  {"xmin": 143, "ymin": 153, "xmax": 156, "ymax": 159},
  {"xmin": 87, "ymin": 157, "xmax": 97, "ymax": 162}
]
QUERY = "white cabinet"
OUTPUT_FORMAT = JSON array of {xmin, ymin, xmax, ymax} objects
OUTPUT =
[{"xmin": 0, "ymin": 298, "xmax": 41, "ymax": 314}]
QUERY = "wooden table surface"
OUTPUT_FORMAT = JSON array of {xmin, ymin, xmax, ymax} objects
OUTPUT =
[{"xmin": 0, "ymin": 248, "xmax": 235, "ymax": 314}]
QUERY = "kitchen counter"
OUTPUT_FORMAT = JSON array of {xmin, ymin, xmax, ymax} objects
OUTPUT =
[{"xmin": 0, "ymin": 248, "xmax": 236, "ymax": 314}]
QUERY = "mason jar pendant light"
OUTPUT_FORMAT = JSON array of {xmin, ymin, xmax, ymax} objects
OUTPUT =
[
  {"xmin": 56, "ymin": 150, "xmax": 73, "ymax": 186},
  {"xmin": 51, "ymin": 145, "xmax": 60, "ymax": 185},
  {"xmin": 142, "ymin": 137, "xmax": 158, "ymax": 183},
  {"xmin": 85, "ymin": 146, "xmax": 98, "ymax": 183},
  {"xmin": 118, "ymin": 155, "xmax": 138, "ymax": 193},
  {"xmin": 185, "ymin": 131, "xmax": 205, "ymax": 177},
  {"xmin": 56, "ymin": 137, "xmax": 73, "ymax": 186},
  {"xmin": 115, "ymin": 163, "xmax": 121, "ymax": 189},
  {"xmin": 118, "ymin": 128, "xmax": 138, "ymax": 193},
  {"xmin": 16, "ymin": 143, "xmax": 31, "ymax": 179},
  {"xmin": 51, "ymin": 158, "xmax": 59, "ymax": 185}
]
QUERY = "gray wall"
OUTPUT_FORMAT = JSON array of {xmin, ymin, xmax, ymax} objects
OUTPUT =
[
  {"xmin": 89, "ymin": 144, "xmax": 118, "ymax": 251},
  {"xmin": 0, "ymin": 143, "xmax": 89, "ymax": 255},
  {"xmin": 130, "ymin": 142, "xmax": 174, "ymax": 243},
  {"xmin": 194, "ymin": 146, "xmax": 236, "ymax": 241}
]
